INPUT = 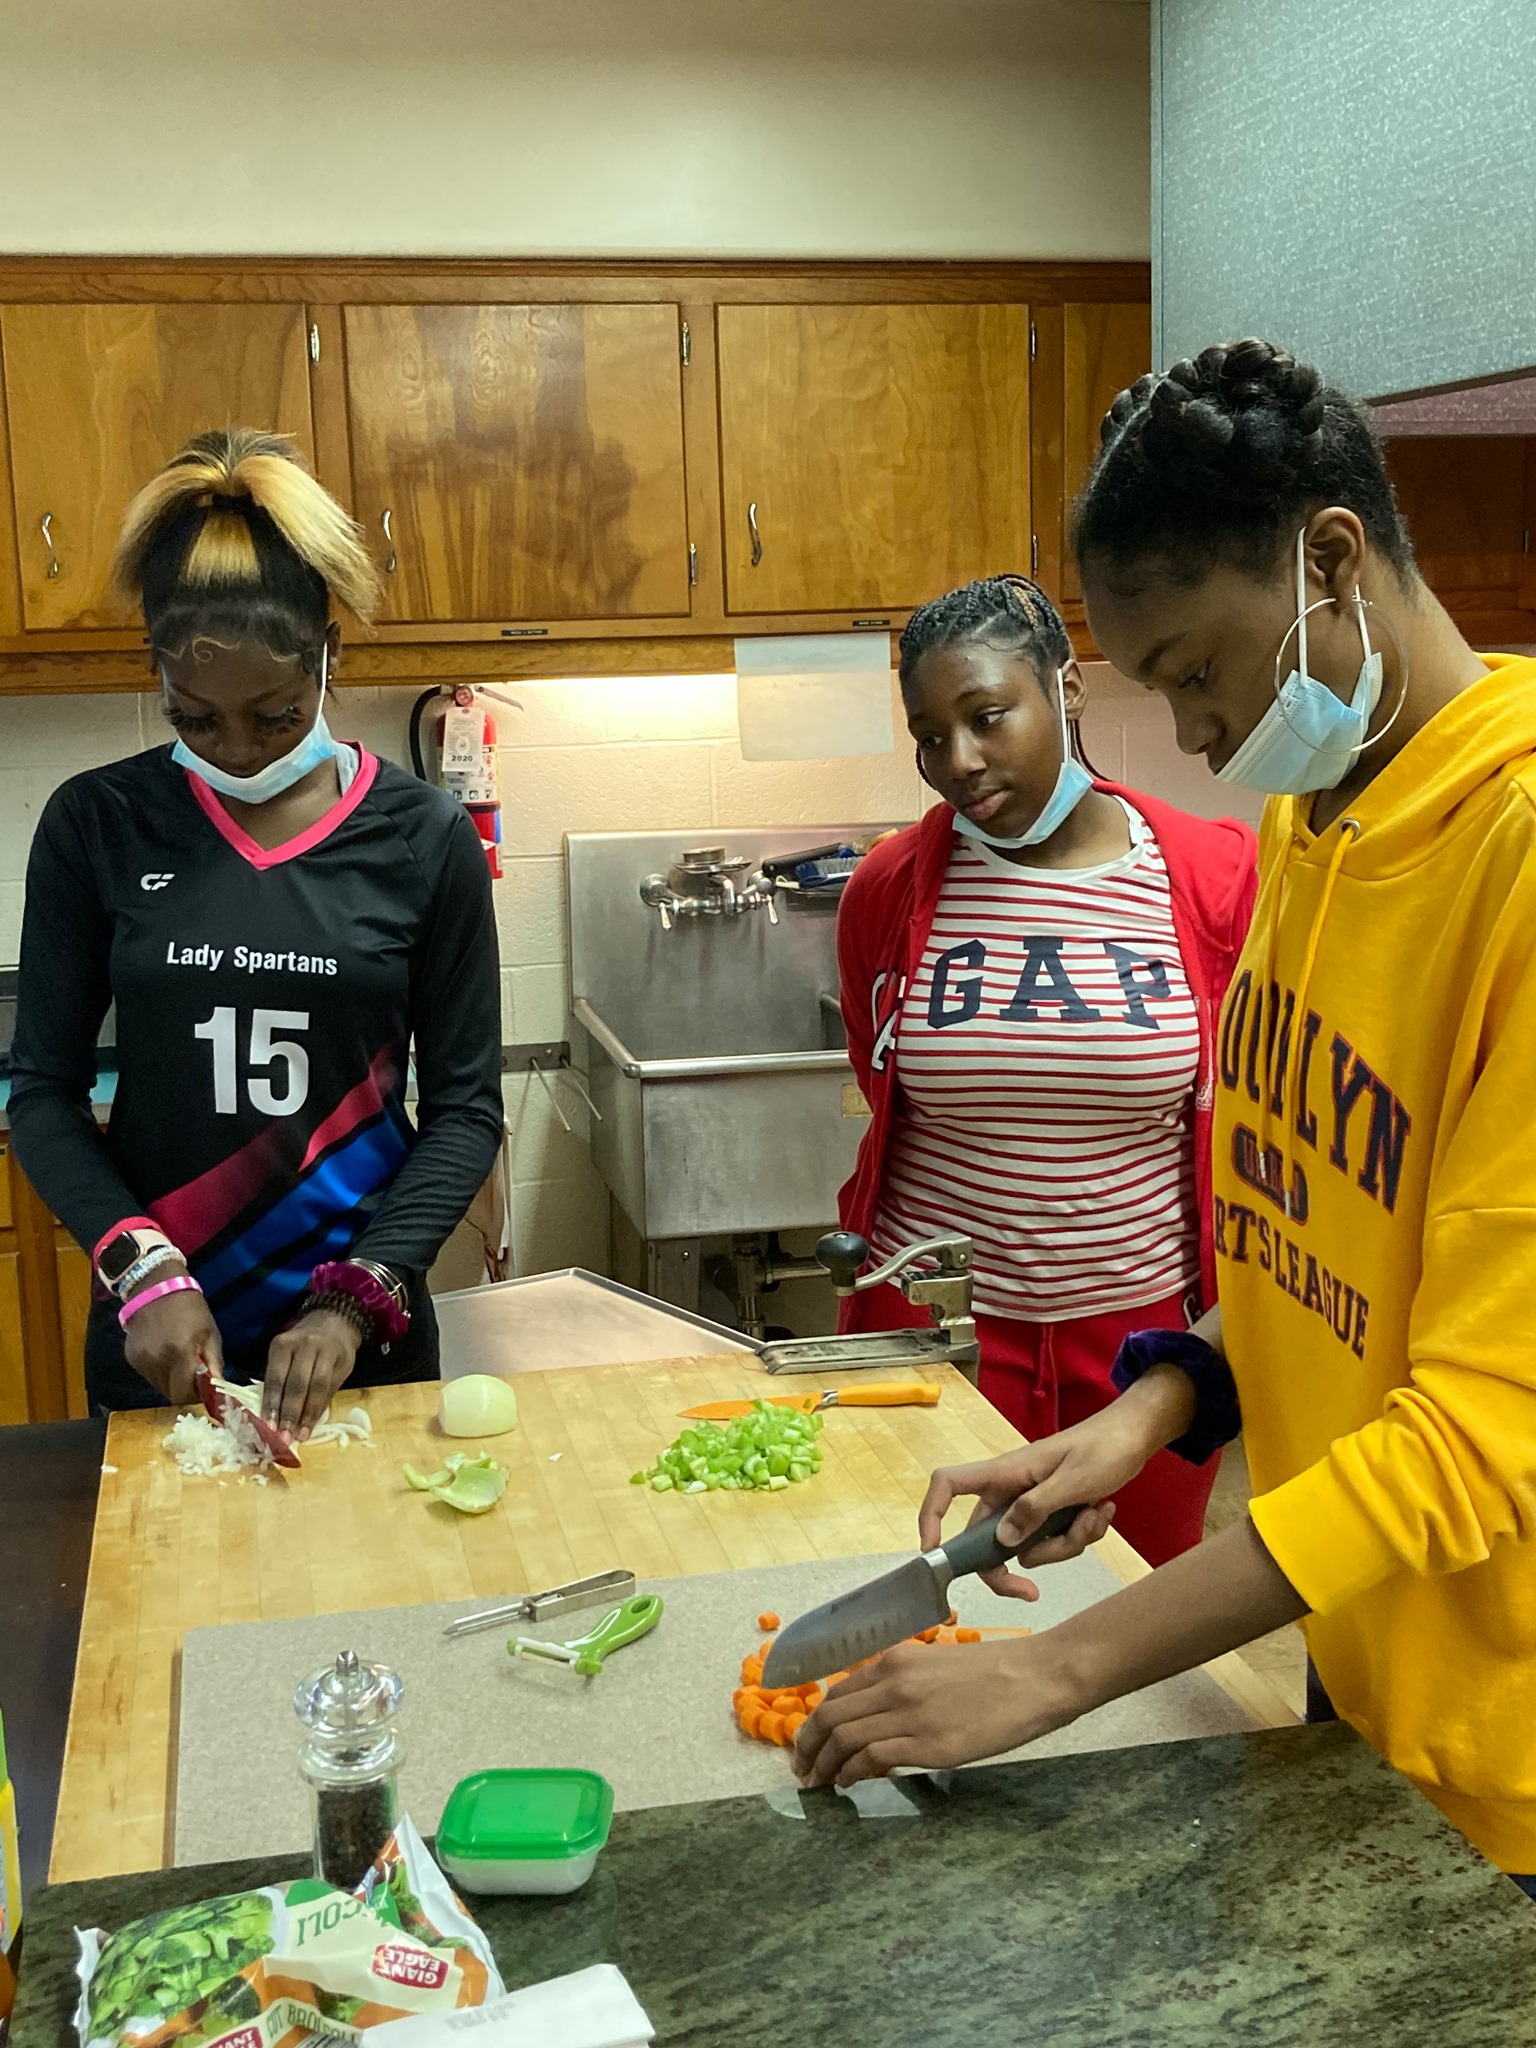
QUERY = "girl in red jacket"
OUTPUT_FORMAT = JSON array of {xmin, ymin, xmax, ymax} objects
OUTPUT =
[{"xmin": 837, "ymin": 575, "xmax": 1256, "ymax": 1564}]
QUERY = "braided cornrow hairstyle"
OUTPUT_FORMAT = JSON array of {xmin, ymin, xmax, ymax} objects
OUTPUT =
[
  {"xmin": 1073, "ymin": 338, "xmax": 1414, "ymax": 586},
  {"xmin": 898, "ymin": 574, "xmax": 1095, "ymax": 769},
  {"xmin": 115, "ymin": 427, "xmax": 381, "ymax": 674}
]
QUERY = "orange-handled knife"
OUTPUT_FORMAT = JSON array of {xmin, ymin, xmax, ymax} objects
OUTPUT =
[{"xmin": 678, "ymin": 1382, "xmax": 942, "ymax": 1421}]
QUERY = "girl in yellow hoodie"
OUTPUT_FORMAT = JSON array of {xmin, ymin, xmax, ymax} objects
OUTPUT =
[{"xmin": 794, "ymin": 338, "xmax": 1536, "ymax": 1893}]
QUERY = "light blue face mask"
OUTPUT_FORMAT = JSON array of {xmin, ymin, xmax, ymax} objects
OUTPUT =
[
  {"xmin": 1215, "ymin": 529, "xmax": 1385, "ymax": 796},
  {"xmin": 950, "ymin": 666, "xmax": 1094, "ymax": 850},
  {"xmin": 171, "ymin": 647, "xmax": 343, "ymax": 803}
]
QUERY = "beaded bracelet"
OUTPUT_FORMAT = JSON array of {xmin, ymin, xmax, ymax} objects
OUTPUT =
[
  {"xmin": 118, "ymin": 1273, "xmax": 203, "ymax": 1331},
  {"xmin": 302, "ymin": 1260, "xmax": 411, "ymax": 1347},
  {"xmin": 112, "ymin": 1244, "xmax": 183, "ymax": 1300},
  {"xmin": 299, "ymin": 1288, "xmax": 376, "ymax": 1345}
]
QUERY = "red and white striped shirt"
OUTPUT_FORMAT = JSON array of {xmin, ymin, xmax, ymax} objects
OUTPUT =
[{"xmin": 870, "ymin": 804, "xmax": 1200, "ymax": 1321}]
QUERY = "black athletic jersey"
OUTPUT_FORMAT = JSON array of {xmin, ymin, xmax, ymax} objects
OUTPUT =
[{"xmin": 9, "ymin": 746, "xmax": 503, "ymax": 1358}]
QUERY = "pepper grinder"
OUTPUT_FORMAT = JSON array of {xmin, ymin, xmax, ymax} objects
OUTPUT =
[{"xmin": 294, "ymin": 1649, "xmax": 405, "ymax": 1891}]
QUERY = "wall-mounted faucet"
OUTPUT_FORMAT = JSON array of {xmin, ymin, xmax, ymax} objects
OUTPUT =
[{"xmin": 640, "ymin": 846, "xmax": 780, "ymax": 930}]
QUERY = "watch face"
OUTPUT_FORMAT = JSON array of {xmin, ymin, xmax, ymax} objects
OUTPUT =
[{"xmin": 98, "ymin": 1234, "xmax": 143, "ymax": 1284}]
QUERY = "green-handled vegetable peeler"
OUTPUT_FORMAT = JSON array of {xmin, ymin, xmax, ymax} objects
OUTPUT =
[{"xmin": 508, "ymin": 1593, "xmax": 663, "ymax": 1676}]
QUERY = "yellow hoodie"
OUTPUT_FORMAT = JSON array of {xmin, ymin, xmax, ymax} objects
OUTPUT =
[{"xmin": 1214, "ymin": 653, "xmax": 1536, "ymax": 1872}]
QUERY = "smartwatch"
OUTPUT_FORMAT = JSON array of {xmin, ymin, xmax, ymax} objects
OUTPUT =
[{"xmin": 95, "ymin": 1221, "xmax": 179, "ymax": 1298}]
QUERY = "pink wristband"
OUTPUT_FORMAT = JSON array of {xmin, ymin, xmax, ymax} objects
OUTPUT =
[{"xmin": 118, "ymin": 1273, "xmax": 203, "ymax": 1330}]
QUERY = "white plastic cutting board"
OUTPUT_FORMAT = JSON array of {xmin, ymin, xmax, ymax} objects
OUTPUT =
[{"xmin": 174, "ymin": 1547, "xmax": 1255, "ymax": 1867}]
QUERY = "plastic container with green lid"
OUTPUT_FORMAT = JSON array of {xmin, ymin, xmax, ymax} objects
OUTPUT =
[{"xmin": 436, "ymin": 1768, "xmax": 615, "ymax": 1895}]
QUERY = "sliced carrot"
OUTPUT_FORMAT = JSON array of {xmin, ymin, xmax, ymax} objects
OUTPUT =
[
  {"xmin": 760, "ymin": 1712, "xmax": 786, "ymax": 1744},
  {"xmin": 917, "ymin": 1626, "xmax": 940, "ymax": 1644},
  {"xmin": 945, "ymin": 1609, "xmax": 959, "ymax": 1626},
  {"xmin": 742, "ymin": 1656, "xmax": 763, "ymax": 1685},
  {"xmin": 757, "ymin": 1611, "xmax": 781, "ymax": 1631},
  {"xmin": 956, "ymin": 1627, "xmax": 981, "ymax": 1643},
  {"xmin": 784, "ymin": 1712, "xmax": 807, "ymax": 1738}
]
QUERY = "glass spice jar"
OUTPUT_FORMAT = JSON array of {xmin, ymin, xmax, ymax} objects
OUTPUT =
[{"xmin": 294, "ymin": 1650, "xmax": 405, "ymax": 1892}]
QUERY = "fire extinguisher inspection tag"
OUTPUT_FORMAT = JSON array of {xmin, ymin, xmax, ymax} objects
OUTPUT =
[{"xmin": 441, "ymin": 705, "xmax": 483, "ymax": 775}]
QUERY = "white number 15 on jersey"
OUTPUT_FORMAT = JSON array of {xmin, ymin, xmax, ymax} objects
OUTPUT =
[{"xmin": 194, "ymin": 1006, "xmax": 311, "ymax": 1116}]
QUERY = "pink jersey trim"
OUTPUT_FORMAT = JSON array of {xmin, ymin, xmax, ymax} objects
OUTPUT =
[{"xmin": 184, "ymin": 748, "xmax": 377, "ymax": 871}]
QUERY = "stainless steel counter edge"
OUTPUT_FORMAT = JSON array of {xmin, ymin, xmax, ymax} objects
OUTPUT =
[{"xmin": 573, "ymin": 997, "xmax": 852, "ymax": 1081}]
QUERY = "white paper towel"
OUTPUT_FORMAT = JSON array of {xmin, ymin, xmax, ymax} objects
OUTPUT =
[
  {"xmin": 368, "ymin": 1966, "xmax": 654, "ymax": 2048},
  {"xmin": 734, "ymin": 632, "xmax": 894, "ymax": 760}
]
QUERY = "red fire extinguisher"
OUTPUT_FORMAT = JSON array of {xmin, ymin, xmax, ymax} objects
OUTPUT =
[{"xmin": 408, "ymin": 684, "xmax": 520, "ymax": 880}]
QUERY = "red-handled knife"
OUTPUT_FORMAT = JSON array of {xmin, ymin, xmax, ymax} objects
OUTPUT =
[{"xmin": 195, "ymin": 1366, "xmax": 301, "ymax": 1468}]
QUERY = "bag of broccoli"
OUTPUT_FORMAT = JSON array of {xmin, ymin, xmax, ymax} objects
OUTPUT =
[{"xmin": 74, "ymin": 1817, "xmax": 503, "ymax": 2048}]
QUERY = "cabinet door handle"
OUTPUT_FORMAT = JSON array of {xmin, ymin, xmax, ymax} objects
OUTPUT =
[
  {"xmin": 747, "ymin": 501, "xmax": 762, "ymax": 568},
  {"xmin": 41, "ymin": 512, "xmax": 60, "ymax": 580},
  {"xmin": 381, "ymin": 508, "xmax": 397, "ymax": 575}
]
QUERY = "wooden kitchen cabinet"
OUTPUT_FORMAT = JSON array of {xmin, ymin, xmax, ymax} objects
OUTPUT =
[
  {"xmin": 1386, "ymin": 436, "xmax": 1530, "ymax": 615},
  {"xmin": 0, "ymin": 1248, "xmax": 26, "ymax": 1426},
  {"xmin": 715, "ymin": 302, "xmax": 1032, "ymax": 615},
  {"xmin": 1, "ymin": 303, "xmax": 314, "ymax": 632},
  {"xmin": 1060, "ymin": 301, "xmax": 1152, "ymax": 601},
  {"xmin": 344, "ymin": 303, "xmax": 691, "ymax": 624},
  {"xmin": 0, "ymin": 1138, "xmax": 91, "ymax": 1424},
  {"xmin": 55, "ymin": 1236, "xmax": 92, "ymax": 1418},
  {"xmin": 1029, "ymin": 299, "xmax": 1152, "ymax": 610},
  {"xmin": 0, "ymin": 259, "xmax": 1154, "ymax": 687}
]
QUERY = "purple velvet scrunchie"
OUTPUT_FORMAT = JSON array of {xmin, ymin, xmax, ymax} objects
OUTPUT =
[{"xmin": 1110, "ymin": 1326, "xmax": 1241, "ymax": 1466}]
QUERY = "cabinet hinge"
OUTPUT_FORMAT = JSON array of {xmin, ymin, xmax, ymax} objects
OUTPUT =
[
  {"xmin": 688, "ymin": 542, "xmax": 699, "ymax": 587},
  {"xmin": 309, "ymin": 322, "xmax": 321, "ymax": 365},
  {"xmin": 1029, "ymin": 321, "xmax": 1037, "ymax": 361},
  {"xmin": 1031, "ymin": 533, "xmax": 1040, "ymax": 574},
  {"xmin": 681, "ymin": 320, "xmax": 692, "ymax": 367}
]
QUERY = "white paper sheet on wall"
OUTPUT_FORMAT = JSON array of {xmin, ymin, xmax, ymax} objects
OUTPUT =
[{"xmin": 734, "ymin": 633, "xmax": 895, "ymax": 762}]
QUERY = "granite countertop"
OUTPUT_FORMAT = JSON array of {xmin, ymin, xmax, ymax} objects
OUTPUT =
[{"xmin": 16, "ymin": 1726, "xmax": 1536, "ymax": 2047}]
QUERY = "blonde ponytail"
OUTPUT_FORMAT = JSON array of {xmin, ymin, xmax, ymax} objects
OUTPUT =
[{"xmin": 114, "ymin": 427, "xmax": 381, "ymax": 625}]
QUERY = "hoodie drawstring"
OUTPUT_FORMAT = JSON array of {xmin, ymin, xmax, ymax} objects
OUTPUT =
[{"xmin": 1268, "ymin": 817, "xmax": 1360, "ymax": 1218}]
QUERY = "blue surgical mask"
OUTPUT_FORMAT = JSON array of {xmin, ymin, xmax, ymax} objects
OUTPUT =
[
  {"xmin": 1215, "ymin": 529, "xmax": 1383, "ymax": 796},
  {"xmin": 950, "ymin": 667, "xmax": 1094, "ymax": 850},
  {"xmin": 171, "ymin": 648, "xmax": 343, "ymax": 803}
]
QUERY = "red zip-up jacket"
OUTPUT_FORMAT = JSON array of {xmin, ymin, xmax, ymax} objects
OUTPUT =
[{"xmin": 836, "ymin": 785, "xmax": 1258, "ymax": 1319}]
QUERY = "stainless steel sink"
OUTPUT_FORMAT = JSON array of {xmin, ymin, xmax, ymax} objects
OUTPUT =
[{"xmin": 567, "ymin": 827, "xmax": 900, "ymax": 1250}]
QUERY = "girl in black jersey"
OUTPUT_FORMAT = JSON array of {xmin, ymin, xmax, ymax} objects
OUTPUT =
[{"xmin": 8, "ymin": 429, "xmax": 504, "ymax": 1437}]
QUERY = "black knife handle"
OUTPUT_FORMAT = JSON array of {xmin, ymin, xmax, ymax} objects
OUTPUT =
[{"xmin": 941, "ymin": 1504, "xmax": 1090, "ymax": 1579}]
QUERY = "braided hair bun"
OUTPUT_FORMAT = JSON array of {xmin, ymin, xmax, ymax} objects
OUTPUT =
[{"xmin": 1075, "ymin": 338, "xmax": 1412, "ymax": 581}]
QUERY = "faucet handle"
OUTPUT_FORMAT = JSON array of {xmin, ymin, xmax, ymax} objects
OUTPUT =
[{"xmin": 814, "ymin": 1231, "xmax": 869, "ymax": 1295}]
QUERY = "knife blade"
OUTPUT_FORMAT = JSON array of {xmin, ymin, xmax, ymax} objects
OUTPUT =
[
  {"xmin": 678, "ymin": 1382, "xmax": 942, "ymax": 1420},
  {"xmin": 759, "ymin": 1505, "xmax": 1086, "ymax": 1687},
  {"xmin": 443, "ymin": 1568, "xmax": 635, "ymax": 1638},
  {"xmin": 195, "ymin": 1366, "xmax": 301, "ymax": 1469}
]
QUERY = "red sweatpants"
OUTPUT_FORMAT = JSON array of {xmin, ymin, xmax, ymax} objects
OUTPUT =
[{"xmin": 848, "ymin": 1284, "xmax": 1218, "ymax": 1567}]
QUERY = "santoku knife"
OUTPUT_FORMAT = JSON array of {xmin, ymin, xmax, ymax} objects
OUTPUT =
[{"xmin": 760, "ymin": 1505, "xmax": 1086, "ymax": 1687}]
